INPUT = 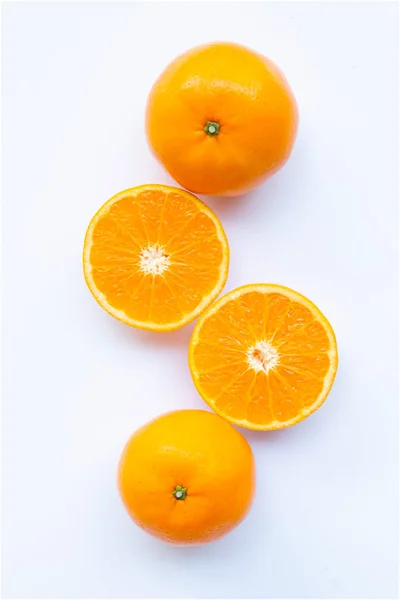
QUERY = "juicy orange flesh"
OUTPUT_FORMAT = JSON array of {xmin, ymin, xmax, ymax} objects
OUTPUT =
[
  {"xmin": 89, "ymin": 189, "xmax": 224, "ymax": 324},
  {"xmin": 191, "ymin": 291, "xmax": 332, "ymax": 425}
]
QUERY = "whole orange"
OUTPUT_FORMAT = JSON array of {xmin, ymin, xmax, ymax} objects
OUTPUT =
[
  {"xmin": 117, "ymin": 410, "xmax": 255, "ymax": 545},
  {"xmin": 146, "ymin": 42, "xmax": 298, "ymax": 196}
]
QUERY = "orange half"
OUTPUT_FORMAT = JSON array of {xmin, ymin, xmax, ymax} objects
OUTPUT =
[
  {"xmin": 189, "ymin": 284, "xmax": 338, "ymax": 430},
  {"xmin": 83, "ymin": 185, "xmax": 229, "ymax": 331}
]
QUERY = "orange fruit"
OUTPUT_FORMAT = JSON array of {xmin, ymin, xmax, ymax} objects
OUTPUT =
[
  {"xmin": 189, "ymin": 284, "xmax": 338, "ymax": 430},
  {"xmin": 83, "ymin": 184, "xmax": 229, "ymax": 331},
  {"xmin": 118, "ymin": 410, "xmax": 255, "ymax": 545},
  {"xmin": 146, "ymin": 42, "xmax": 298, "ymax": 197}
]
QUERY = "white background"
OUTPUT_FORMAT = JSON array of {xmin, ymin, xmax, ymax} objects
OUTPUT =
[{"xmin": 2, "ymin": 2, "xmax": 399, "ymax": 599}]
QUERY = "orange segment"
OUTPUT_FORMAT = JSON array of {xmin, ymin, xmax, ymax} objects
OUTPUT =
[
  {"xmin": 83, "ymin": 185, "xmax": 229, "ymax": 331},
  {"xmin": 189, "ymin": 284, "xmax": 338, "ymax": 430}
]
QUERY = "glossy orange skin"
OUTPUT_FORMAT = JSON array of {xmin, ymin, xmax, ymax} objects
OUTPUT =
[
  {"xmin": 146, "ymin": 42, "xmax": 298, "ymax": 197},
  {"xmin": 118, "ymin": 410, "xmax": 255, "ymax": 545}
]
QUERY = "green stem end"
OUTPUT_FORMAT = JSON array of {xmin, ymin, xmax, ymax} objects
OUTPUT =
[
  {"xmin": 204, "ymin": 121, "xmax": 220, "ymax": 136},
  {"xmin": 172, "ymin": 485, "xmax": 187, "ymax": 500}
]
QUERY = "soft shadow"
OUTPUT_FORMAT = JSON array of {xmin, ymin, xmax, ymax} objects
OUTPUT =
[
  {"xmin": 198, "ymin": 186, "xmax": 262, "ymax": 218},
  {"xmin": 96, "ymin": 307, "xmax": 196, "ymax": 350},
  {"xmin": 132, "ymin": 321, "xmax": 196, "ymax": 349}
]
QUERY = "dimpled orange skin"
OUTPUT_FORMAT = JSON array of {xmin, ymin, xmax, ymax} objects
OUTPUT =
[
  {"xmin": 146, "ymin": 42, "xmax": 298, "ymax": 197},
  {"xmin": 117, "ymin": 410, "xmax": 255, "ymax": 545}
]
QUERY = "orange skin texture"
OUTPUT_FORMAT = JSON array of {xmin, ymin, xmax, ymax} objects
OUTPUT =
[
  {"xmin": 117, "ymin": 410, "xmax": 255, "ymax": 545},
  {"xmin": 146, "ymin": 42, "xmax": 299, "ymax": 197}
]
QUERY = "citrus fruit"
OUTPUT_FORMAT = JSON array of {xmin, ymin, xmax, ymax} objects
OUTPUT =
[
  {"xmin": 189, "ymin": 284, "xmax": 338, "ymax": 430},
  {"xmin": 146, "ymin": 42, "xmax": 298, "ymax": 197},
  {"xmin": 83, "ymin": 184, "xmax": 229, "ymax": 331},
  {"xmin": 118, "ymin": 410, "xmax": 255, "ymax": 545}
]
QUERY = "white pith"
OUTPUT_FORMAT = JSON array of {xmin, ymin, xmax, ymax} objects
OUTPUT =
[
  {"xmin": 247, "ymin": 340, "xmax": 279, "ymax": 374},
  {"xmin": 139, "ymin": 243, "xmax": 170, "ymax": 276}
]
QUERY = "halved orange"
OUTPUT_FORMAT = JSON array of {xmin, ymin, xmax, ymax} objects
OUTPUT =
[
  {"xmin": 189, "ymin": 284, "xmax": 338, "ymax": 430},
  {"xmin": 83, "ymin": 185, "xmax": 229, "ymax": 331}
]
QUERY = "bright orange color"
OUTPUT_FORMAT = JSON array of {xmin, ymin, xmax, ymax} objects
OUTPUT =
[
  {"xmin": 118, "ymin": 410, "xmax": 255, "ymax": 545},
  {"xmin": 83, "ymin": 184, "xmax": 229, "ymax": 331},
  {"xmin": 189, "ymin": 284, "xmax": 338, "ymax": 430},
  {"xmin": 146, "ymin": 42, "xmax": 298, "ymax": 197}
]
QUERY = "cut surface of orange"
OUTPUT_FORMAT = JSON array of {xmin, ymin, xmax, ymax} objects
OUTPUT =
[
  {"xmin": 83, "ymin": 185, "xmax": 229, "ymax": 331},
  {"xmin": 189, "ymin": 284, "xmax": 338, "ymax": 430}
]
